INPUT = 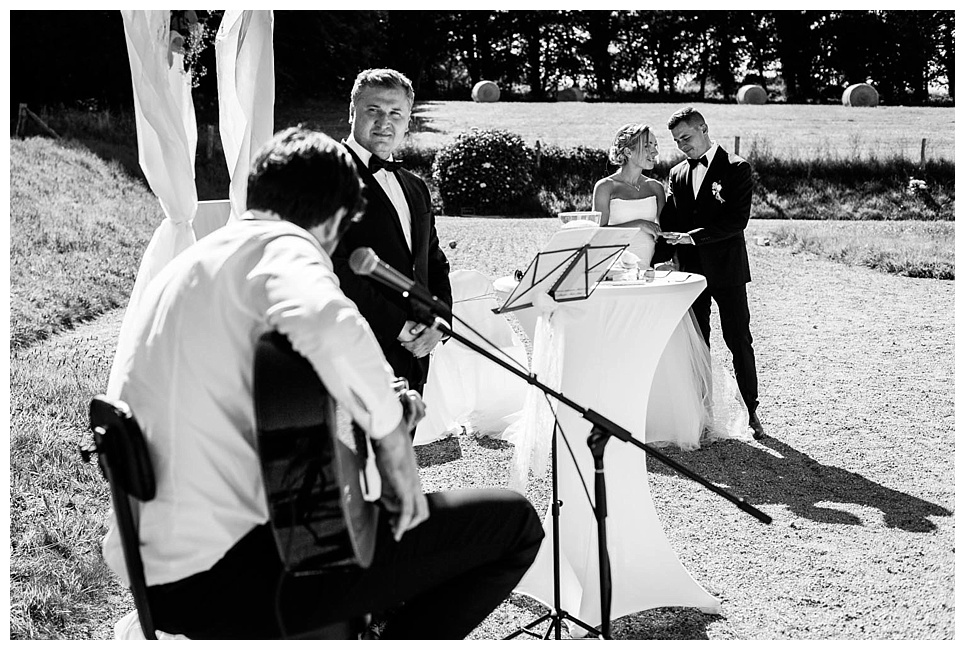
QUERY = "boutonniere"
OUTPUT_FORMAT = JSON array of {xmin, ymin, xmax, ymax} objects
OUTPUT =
[{"xmin": 711, "ymin": 181, "xmax": 725, "ymax": 203}]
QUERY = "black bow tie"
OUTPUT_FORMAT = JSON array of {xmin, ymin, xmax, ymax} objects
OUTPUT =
[
  {"xmin": 368, "ymin": 156, "xmax": 403, "ymax": 173},
  {"xmin": 687, "ymin": 155, "xmax": 708, "ymax": 169}
]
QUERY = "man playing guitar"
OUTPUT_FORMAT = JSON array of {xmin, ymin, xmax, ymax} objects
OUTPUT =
[{"xmin": 104, "ymin": 127, "xmax": 543, "ymax": 639}]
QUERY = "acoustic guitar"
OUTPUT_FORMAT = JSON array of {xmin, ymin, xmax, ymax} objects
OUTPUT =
[{"xmin": 253, "ymin": 331, "xmax": 378, "ymax": 576}]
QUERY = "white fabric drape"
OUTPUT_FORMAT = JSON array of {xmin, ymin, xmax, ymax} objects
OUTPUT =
[
  {"xmin": 414, "ymin": 271, "xmax": 528, "ymax": 446},
  {"xmin": 216, "ymin": 10, "xmax": 275, "ymax": 222},
  {"xmin": 501, "ymin": 292, "xmax": 586, "ymax": 491},
  {"xmin": 109, "ymin": 10, "xmax": 199, "ymax": 393}
]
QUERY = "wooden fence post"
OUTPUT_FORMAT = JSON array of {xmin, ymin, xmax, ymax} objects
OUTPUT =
[
  {"xmin": 920, "ymin": 138, "xmax": 927, "ymax": 168},
  {"xmin": 16, "ymin": 103, "xmax": 26, "ymax": 137},
  {"xmin": 17, "ymin": 103, "xmax": 60, "ymax": 139},
  {"xmin": 734, "ymin": 136, "xmax": 741, "ymax": 156}
]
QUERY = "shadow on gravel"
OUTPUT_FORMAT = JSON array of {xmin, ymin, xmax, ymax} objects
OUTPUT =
[
  {"xmin": 611, "ymin": 606, "xmax": 721, "ymax": 640},
  {"xmin": 502, "ymin": 594, "xmax": 719, "ymax": 640},
  {"xmin": 647, "ymin": 438, "xmax": 951, "ymax": 533},
  {"xmin": 414, "ymin": 435, "xmax": 463, "ymax": 467}
]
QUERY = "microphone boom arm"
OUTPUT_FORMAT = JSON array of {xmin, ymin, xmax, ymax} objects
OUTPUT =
[{"xmin": 421, "ymin": 312, "xmax": 772, "ymax": 525}]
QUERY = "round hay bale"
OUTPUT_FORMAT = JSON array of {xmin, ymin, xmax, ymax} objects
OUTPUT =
[
  {"xmin": 471, "ymin": 80, "xmax": 500, "ymax": 103},
  {"xmin": 556, "ymin": 87, "xmax": 585, "ymax": 102},
  {"xmin": 737, "ymin": 84, "xmax": 767, "ymax": 105},
  {"xmin": 843, "ymin": 83, "xmax": 879, "ymax": 107}
]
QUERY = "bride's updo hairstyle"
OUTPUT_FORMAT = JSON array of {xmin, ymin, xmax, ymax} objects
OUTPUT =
[{"xmin": 608, "ymin": 123, "xmax": 651, "ymax": 166}]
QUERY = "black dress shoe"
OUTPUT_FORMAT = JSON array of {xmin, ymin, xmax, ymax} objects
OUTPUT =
[{"xmin": 749, "ymin": 412, "xmax": 766, "ymax": 440}]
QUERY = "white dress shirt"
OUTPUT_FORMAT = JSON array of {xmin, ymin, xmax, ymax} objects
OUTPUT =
[
  {"xmin": 345, "ymin": 135, "xmax": 412, "ymax": 252},
  {"xmin": 103, "ymin": 212, "xmax": 403, "ymax": 587},
  {"xmin": 693, "ymin": 142, "xmax": 720, "ymax": 198}
]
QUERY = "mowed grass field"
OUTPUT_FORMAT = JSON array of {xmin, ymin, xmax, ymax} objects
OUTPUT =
[{"xmin": 279, "ymin": 100, "xmax": 955, "ymax": 162}]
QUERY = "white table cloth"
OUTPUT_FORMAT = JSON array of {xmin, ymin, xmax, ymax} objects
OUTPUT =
[{"xmin": 497, "ymin": 273, "xmax": 722, "ymax": 631}]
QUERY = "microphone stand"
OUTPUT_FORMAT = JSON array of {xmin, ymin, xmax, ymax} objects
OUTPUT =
[
  {"xmin": 402, "ymin": 295, "xmax": 772, "ymax": 639},
  {"xmin": 504, "ymin": 425, "xmax": 602, "ymax": 640}
]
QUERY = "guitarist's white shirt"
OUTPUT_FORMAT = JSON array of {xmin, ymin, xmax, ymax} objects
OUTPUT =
[{"xmin": 104, "ymin": 211, "xmax": 404, "ymax": 587}]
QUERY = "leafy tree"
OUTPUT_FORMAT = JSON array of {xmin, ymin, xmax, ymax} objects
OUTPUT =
[
  {"xmin": 514, "ymin": 11, "xmax": 547, "ymax": 99},
  {"xmin": 773, "ymin": 10, "xmax": 826, "ymax": 102},
  {"xmin": 579, "ymin": 10, "xmax": 619, "ymax": 98},
  {"xmin": 880, "ymin": 10, "xmax": 946, "ymax": 104},
  {"xmin": 648, "ymin": 11, "xmax": 691, "ymax": 97},
  {"xmin": 741, "ymin": 12, "xmax": 780, "ymax": 93},
  {"xmin": 813, "ymin": 11, "xmax": 881, "ymax": 92},
  {"xmin": 11, "ymin": 10, "xmax": 134, "ymax": 111},
  {"xmin": 383, "ymin": 10, "xmax": 455, "ymax": 96},
  {"xmin": 7, "ymin": 8, "xmax": 957, "ymax": 110},
  {"xmin": 272, "ymin": 11, "xmax": 385, "ymax": 102}
]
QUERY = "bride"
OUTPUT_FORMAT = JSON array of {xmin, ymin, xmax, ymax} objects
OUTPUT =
[
  {"xmin": 592, "ymin": 123, "xmax": 667, "ymax": 267},
  {"xmin": 592, "ymin": 123, "xmax": 747, "ymax": 450}
]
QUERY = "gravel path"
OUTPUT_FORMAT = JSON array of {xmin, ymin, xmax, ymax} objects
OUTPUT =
[{"xmin": 419, "ymin": 227, "xmax": 955, "ymax": 640}]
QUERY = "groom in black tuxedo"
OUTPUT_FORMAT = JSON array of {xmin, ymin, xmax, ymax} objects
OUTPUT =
[
  {"xmin": 660, "ymin": 107, "xmax": 765, "ymax": 439},
  {"xmin": 332, "ymin": 68, "xmax": 452, "ymax": 399}
]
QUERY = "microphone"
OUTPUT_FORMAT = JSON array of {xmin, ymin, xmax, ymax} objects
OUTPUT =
[{"xmin": 349, "ymin": 247, "xmax": 451, "ymax": 319}]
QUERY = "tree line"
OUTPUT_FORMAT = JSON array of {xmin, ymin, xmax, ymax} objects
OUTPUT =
[{"xmin": 10, "ymin": 9, "xmax": 955, "ymax": 118}]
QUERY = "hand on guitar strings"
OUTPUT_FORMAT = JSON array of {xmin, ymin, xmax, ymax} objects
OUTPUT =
[{"xmin": 374, "ymin": 391, "xmax": 430, "ymax": 541}]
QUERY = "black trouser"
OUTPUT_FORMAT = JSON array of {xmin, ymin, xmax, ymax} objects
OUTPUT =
[
  {"xmin": 147, "ymin": 489, "xmax": 544, "ymax": 640},
  {"xmin": 388, "ymin": 346, "xmax": 428, "ymax": 438},
  {"xmin": 691, "ymin": 283, "xmax": 759, "ymax": 415}
]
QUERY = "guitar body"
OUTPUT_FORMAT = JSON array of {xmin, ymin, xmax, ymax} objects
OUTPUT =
[{"xmin": 253, "ymin": 331, "xmax": 377, "ymax": 575}]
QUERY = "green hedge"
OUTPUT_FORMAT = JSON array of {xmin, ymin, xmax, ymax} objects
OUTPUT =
[
  {"xmin": 431, "ymin": 129, "xmax": 538, "ymax": 216},
  {"xmin": 409, "ymin": 135, "xmax": 954, "ymax": 220}
]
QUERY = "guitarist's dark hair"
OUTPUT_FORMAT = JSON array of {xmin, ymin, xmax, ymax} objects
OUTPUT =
[{"xmin": 247, "ymin": 126, "xmax": 366, "ymax": 231}]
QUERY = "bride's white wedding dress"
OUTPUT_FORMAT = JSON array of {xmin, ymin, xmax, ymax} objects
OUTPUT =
[
  {"xmin": 608, "ymin": 196, "xmax": 748, "ymax": 449},
  {"xmin": 608, "ymin": 196, "xmax": 658, "ymax": 264}
]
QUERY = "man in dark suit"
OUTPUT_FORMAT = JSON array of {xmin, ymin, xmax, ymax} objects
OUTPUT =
[
  {"xmin": 660, "ymin": 107, "xmax": 765, "ymax": 439},
  {"xmin": 332, "ymin": 68, "xmax": 452, "ymax": 399}
]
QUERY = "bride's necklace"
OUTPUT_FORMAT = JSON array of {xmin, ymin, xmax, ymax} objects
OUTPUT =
[{"xmin": 619, "ymin": 176, "xmax": 643, "ymax": 191}]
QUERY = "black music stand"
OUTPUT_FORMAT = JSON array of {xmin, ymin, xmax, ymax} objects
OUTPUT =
[{"xmin": 497, "ymin": 225, "xmax": 636, "ymax": 315}]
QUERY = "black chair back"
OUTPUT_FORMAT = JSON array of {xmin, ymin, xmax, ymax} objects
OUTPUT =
[{"xmin": 85, "ymin": 395, "xmax": 157, "ymax": 640}]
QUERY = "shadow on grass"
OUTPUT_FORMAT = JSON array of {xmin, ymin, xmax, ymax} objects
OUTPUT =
[
  {"xmin": 646, "ymin": 438, "xmax": 951, "ymax": 533},
  {"xmin": 61, "ymin": 134, "xmax": 230, "ymax": 201},
  {"xmin": 410, "ymin": 104, "xmax": 443, "ymax": 137}
]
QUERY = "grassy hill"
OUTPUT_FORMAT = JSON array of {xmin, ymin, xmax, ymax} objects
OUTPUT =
[{"xmin": 9, "ymin": 137, "xmax": 162, "ymax": 348}]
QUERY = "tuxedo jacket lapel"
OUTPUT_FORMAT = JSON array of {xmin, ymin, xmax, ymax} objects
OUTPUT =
[
  {"xmin": 397, "ymin": 172, "xmax": 422, "ymax": 257},
  {"xmin": 676, "ymin": 163, "xmax": 696, "ymax": 210},
  {"xmin": 343, "ymin": 144, "xmax": 411, "ymax": 259}
]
